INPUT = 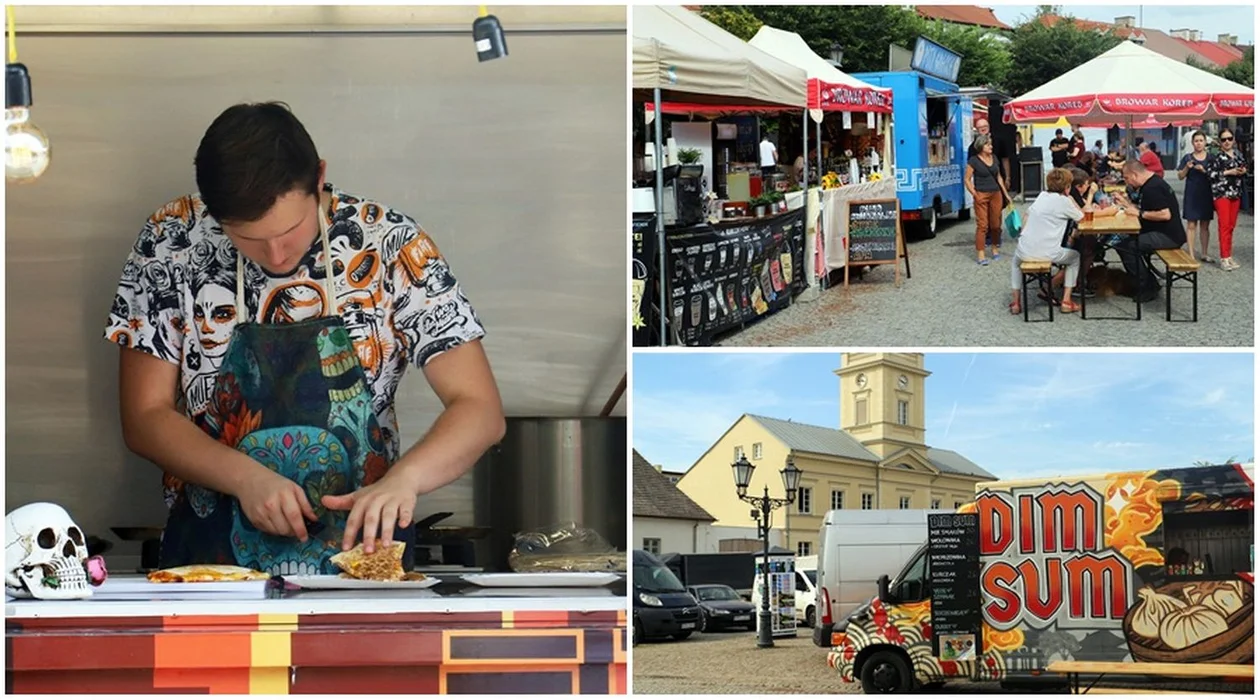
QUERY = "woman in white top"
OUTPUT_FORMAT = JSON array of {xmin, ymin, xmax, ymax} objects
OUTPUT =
[{"xmin": 1009, "ymin": 167, "xmax": 1084, "ymax": 315}]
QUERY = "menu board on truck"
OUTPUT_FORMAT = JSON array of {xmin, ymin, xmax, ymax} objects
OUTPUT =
[{"xmin": 927, "ymin": 512, "xmax": 983, "ymax": 660}]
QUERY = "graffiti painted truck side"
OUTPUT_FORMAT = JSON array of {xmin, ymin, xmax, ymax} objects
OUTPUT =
[
  {"xmin": 849, "ymin": 70, "xmax": 971, "ymax": 241},
  {"xmin": 826, "ymin": 464, "xmax": 1254, "ymax": 693}
]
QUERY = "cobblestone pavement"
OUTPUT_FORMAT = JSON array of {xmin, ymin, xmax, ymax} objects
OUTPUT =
[
  {"xmin": 630, "ymin": 628, "xmax": 1252, "ymax": 695},
  {"xmin": 718, "ymin": 181, "xmax": 1253, "ymax": 347},
  {"xmin": 630, "ymin": 628, "xmax": 1011, "ymax": 695}
]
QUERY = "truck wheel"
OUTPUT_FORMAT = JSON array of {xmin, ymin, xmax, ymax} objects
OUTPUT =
[
  {"xmin": 805, "ymin": 606, "xmax": 816, "ymax": 628},
  {"xmin": 672, "ymin": 631, "xmax": 693, "ymax": 641},
  {"xmin": 698, "ymin": 611, "xmax": 709, "ymax": 633},
  {"xmin": 860, "ymin": 650, "xmax": 913, "ymax": 694},
  {"xmin": 957, "ymin": 207, "xmax": 971, "ymax": 221}
]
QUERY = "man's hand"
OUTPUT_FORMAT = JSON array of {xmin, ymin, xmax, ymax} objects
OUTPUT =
[
  {"xmin": 322, "ymin": 471, "xmax": 419, "ymax": 553},
  {"xmin": 236, "ymin": 467, "xmax": 318, "ymax": 541}
]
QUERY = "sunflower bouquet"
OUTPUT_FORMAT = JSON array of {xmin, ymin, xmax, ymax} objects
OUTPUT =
[{"xmin": 821, "ymin": 171, "xmax": 842, "ymax": 190}]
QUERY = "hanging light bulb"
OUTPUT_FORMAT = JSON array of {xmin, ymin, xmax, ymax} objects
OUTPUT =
[
  {"xmin": 473, "ymin": 5, "xmax": 507, "ymax": 62},
  {"xmin": 6, "ymin": 63, "xmax": 50, "ymax": 183},
  {"xmin": 6, "ymin": 6, "xmax": 50, "ymax": 184}
]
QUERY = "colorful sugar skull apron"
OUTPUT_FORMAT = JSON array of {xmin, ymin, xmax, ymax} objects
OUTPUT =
[{"xmin": 159, "ymin": 196, "xmax": 402, "ymax": 575}]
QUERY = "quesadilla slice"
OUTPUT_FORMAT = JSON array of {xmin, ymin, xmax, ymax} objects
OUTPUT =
[
  {"xmin": 329, "ymin": 540, "xmax": 407, "ymax": 582},
  {"xmin": 148, "ymin": 565, "xmax": 270, "ymax": 583}
]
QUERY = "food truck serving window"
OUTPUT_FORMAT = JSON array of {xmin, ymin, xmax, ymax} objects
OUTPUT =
[{"xmin": 1161, "ymin": 500, "xmax": 1254, "ymax": 578}]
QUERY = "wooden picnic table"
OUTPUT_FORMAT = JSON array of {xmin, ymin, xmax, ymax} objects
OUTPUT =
[
  {"xmin": 1047, "ymin": 660, "xmax": 1254, "ymax": 695},
  {"xmin": 1074, "ymin": 213, "xmax": 1144, "ymax": 320}
]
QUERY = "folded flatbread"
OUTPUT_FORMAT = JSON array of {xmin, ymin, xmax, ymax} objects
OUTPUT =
[
  {"xmin": 329, "ymin": 541, "xmax": 407, "ymax": 582},
  {"xmin": 148, "ymin": 565, "xmax": 270, "ymax": 583}
]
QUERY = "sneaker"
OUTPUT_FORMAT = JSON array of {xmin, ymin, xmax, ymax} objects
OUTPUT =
[{"xmin": 1222, "ymin": 257, "xmax": 1241, "ymax": 271}]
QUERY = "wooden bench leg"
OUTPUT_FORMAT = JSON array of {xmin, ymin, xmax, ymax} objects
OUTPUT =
[{"xmin": 1165, "ymin": 261, "xmax": 1173, "ymax": 322}]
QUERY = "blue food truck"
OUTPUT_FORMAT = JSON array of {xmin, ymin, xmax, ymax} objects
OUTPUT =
[{"xmin": 853, "ymin": 38, "xmax": 972, "ymax": 240}]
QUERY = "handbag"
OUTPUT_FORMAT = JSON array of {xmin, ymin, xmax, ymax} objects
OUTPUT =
[{"xmin": 1003, "ymin": 203, "xmax": 1023, "ymax": 239}]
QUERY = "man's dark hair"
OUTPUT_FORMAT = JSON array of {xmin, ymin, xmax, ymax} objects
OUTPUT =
[
  {"xmin": 1055, "ymin": 129, "xmax": 1063, "ymax": 136},
  {"xmin": 195, "ymin": 102, "xmax": 321, "ymax": 223}
]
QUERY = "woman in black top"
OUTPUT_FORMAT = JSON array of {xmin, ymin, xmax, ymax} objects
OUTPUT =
[
  {"xmin": 1176, "ymin": 130, "xmax": 1215, "ymax": 263},
  {"xmin": 1208, "ymin": 128, "xmax": 1247, "ymax": 271},
  {"xmin": 965, "ymin": 134, "xmax": 1008, "ymax": 266}
]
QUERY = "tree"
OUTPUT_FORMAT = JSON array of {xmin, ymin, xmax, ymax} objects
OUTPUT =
[
  {"xmin": 701, "ymin": 5, "xmax": 925, "ymax": 74},
  {"xmin": 696, "ymin": 5, "xmax": 762, "ymax": 42},
  {"xmin": 1005, "ymin": 16, "xmax": 1123, "ymax": 96},
  {"xmin": 917, "ymin": 19, "xmax": 1012, "ymax": 90}
]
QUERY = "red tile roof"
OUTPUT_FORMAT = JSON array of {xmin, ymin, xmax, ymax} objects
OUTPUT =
[
  {"xmin": 1037, "ymin": 14, "xmax": 1143, "ymax": 40},
  {"xmin": 917, "ymin": 5, "xmax": 1011, "ymax": 31},
  {"xmin": 1175, "ymin": 39, "xmax": 1245, "ymax": 67}
]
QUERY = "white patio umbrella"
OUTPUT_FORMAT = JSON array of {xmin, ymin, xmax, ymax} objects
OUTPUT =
[{"xmin": 1004, "ymin": 41, "xmax": 1253, "ymax": 125}]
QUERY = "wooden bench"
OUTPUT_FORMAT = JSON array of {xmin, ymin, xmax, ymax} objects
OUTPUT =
[
  {"xmin": 1047, "ymin": 660, "xmax": 1254, "ymax": 695},
  {"xmin": 1019, "ymin": 259, "xmax": 1056, "ymax": 323},
  {"xmin": 1155, "ymin": 248, "xmax": 1201, "ymax": 322}
]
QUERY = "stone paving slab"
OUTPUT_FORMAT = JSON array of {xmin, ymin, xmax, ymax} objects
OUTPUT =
[{"xmin": 717, "ymin": 181, "xmax": 1253, "ymax": 348}]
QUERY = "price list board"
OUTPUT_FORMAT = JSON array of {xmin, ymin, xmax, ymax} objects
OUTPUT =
[{"xmin": 927, "ymin": 512, "xmax": 982, "ymax": 660}]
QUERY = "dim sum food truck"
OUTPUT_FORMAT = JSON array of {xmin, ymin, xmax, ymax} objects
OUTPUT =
[
  {"xmin": 852, "ymin": 38, "xmax": 971, "ymax": 240},
  {"xmin": 827, "ymin": 464, "xmax": 1254, "ymax": 693}
]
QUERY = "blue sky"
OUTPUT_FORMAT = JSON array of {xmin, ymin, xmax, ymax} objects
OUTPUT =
[
  {"xmin": 993, "ymin": 5, "xmax": 1255, "ymax": 45},
  {"xmin": 633, "ymin": 352, "xmax": 1254, "ymax": 480}
]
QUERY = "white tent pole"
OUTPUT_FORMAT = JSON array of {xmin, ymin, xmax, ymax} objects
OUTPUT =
[
  {"xmin": 816, "ymin": 116, "xmax": 823, "ymax": 178},
  {"xmin": 802, "ymin": 109, "xmax": 809, "ymax": 190},
  {"xmin": 653, "ymin": 88, "xmax": 668, "ymax": 346}
]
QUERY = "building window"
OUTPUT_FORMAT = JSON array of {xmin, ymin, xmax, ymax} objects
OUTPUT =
[
  {"xmin": 897, "ymin": 400, "xmax": 909, "ymax": 426},
  {"xmin": 955, "ymin": 501, "xmax": 964, "ymax": 509},
  {"xmin": 856, "ymin": 398, "xmax": 868, "ymax": 425},
  {"xmin": 797, "ymin": 487, "xmax": 813, "ymax": 514},
  {"xmin": 862, "ymin": 493, "xmax": 874, "ymax": 510},
  {"xmin": 797, "ymin": 541, "xmax": 812, "ymax": 557},
  {"xmin": 899, "ymin": 496, "xmax": 911, "ymax": 509},
  {"xmin": 734, "ymin": 445, "xmax": 744, "ymax": 461},
  {"xmin": 753, "ymin": 442, "xmax": 763, "ymax": 459},
  {"xmin": 932, "ymin": 499, "xmax": 941, "ymax": 510},
  {"xmin": 831, "ymin": 490, "xmax": 844, "ymax": 510},
  {"xmin": 643, "ymin": 538, "xmax": 661, "ymax": 555}
]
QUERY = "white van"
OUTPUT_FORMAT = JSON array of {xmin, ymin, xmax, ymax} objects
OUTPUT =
[
  {"xmin": 794, "ymin": 555, "xmax": 818, "ymax": 626},
  {"xmin": 811, "ymin": 509, "xmax": 945, "ymax": 647}
]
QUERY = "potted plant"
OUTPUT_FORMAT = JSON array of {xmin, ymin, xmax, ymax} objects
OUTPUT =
[
  {"xmin": 770, "ymin": 191, "xmax": 786, "ymax": 214},
  {"xmin": 677, "ymin": 148, "xmax": 702, "ymax": 165},
  {"xmin": 751, "ymin": 194, "xmax": 771, "ymax": 218}
]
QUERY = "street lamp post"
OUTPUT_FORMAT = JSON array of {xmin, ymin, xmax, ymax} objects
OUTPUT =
[
  {"xmin": 731, "ymin": 455, "xmax": 804, "ymax": 649},
  {"xmin": 828, "ymin": 42, "xmax": 845, "ymax": 68}
]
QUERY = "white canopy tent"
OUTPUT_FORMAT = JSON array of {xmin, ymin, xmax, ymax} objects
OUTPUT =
[
  {"xmin": 632, "ymin": 5, "xmax": 806, "ymax": 109},
  {"xmin": 749, "ymin": 25, "xmax": 895, "ymax": 186},
  {"xmin": 1004, "ymin": 41, "xmax": 1253, "ymax": 124},
  {"xmin": 632, "ymin": 5, "xmax": 809, "ymax": 345}
]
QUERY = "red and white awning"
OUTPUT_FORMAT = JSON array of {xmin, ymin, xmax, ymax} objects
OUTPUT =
[
  {"xmin": 749, "ymin": 25, "xmax": 892, "ymax": 114},
  {"xmin": 1004, "ymin": 41, "xmax": 1253, "ymax": 123}
]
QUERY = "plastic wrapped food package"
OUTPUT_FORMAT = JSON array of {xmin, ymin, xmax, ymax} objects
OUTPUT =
[{"xmin": 508, "ymin": 522, "xmax": 626, "ymax": 573}]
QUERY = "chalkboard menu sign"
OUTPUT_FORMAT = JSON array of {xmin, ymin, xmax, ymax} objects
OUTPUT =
[
  {"xmin": 665, "ymin": 208, "xmax": 806, "ymax": 346},
  {"xmin": 632, "ymin": 215, "xmax": 658, "ymax": 347},
  {"xmin": 846, "ymin": 199, "xmax": 901, "ymax": 264},
  {"xmin": 927, "ymin": 512, "xmax": 982, "ymax": 661}
]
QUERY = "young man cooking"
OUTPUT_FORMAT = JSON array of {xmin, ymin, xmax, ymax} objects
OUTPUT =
[{"xmin": 104, "ymin": 102, "xmax": 505, "ymax": 575}]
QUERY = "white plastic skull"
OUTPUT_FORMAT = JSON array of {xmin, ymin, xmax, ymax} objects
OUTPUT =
[{"xmin": 5, "ymin": 503, "xmax": 92, "ymax": 600}]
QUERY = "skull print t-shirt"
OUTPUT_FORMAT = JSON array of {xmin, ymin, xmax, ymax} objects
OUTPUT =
[{"xmin": 103, "ymin": 184, "xmax": 486, "ymax": 508}]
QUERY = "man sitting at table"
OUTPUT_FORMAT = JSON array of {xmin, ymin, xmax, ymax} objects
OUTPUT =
[{"xmin": 1113, "ymin": 160, "xmax": 1186, "ymax": 303}]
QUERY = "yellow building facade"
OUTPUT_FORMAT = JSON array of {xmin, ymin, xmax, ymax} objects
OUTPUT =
[{"xmin": 676, "ymin": 353, "xmax": 995, "ymax": 556}]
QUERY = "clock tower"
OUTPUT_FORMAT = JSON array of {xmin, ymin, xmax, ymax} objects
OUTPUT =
[{"xmin": 835, "ymin": 353, "xmax": 930, "ymax": 459}]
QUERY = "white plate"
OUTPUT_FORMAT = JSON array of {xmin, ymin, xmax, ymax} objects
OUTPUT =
[
  {"xmin": 94, "ymin": 577, "xmax": 272, "ymax": 596},
  {"xmin": 461, "ymin": 587, "xmax": 619, "ymax": 598},
  {"xmin": 282, "ymin": 574, "xmax": 441, "ymax": 590},
  {"xmin": 460, "ymin": 572, "xmax": 622, "ymax": 588}
]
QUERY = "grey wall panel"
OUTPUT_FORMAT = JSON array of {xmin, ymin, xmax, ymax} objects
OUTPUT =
[{"xmin": 5, "ymin": 19, "xmax": 627, "ymax": 551}]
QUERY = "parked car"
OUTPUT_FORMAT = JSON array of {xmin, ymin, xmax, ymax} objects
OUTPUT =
[
  {"xmin": 686, "ymin": 584, "xmax": 756, "ymax": 632},
  {"xmin": 633, "ymin": 549, "xmax": 701, "ymax": 644}
]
